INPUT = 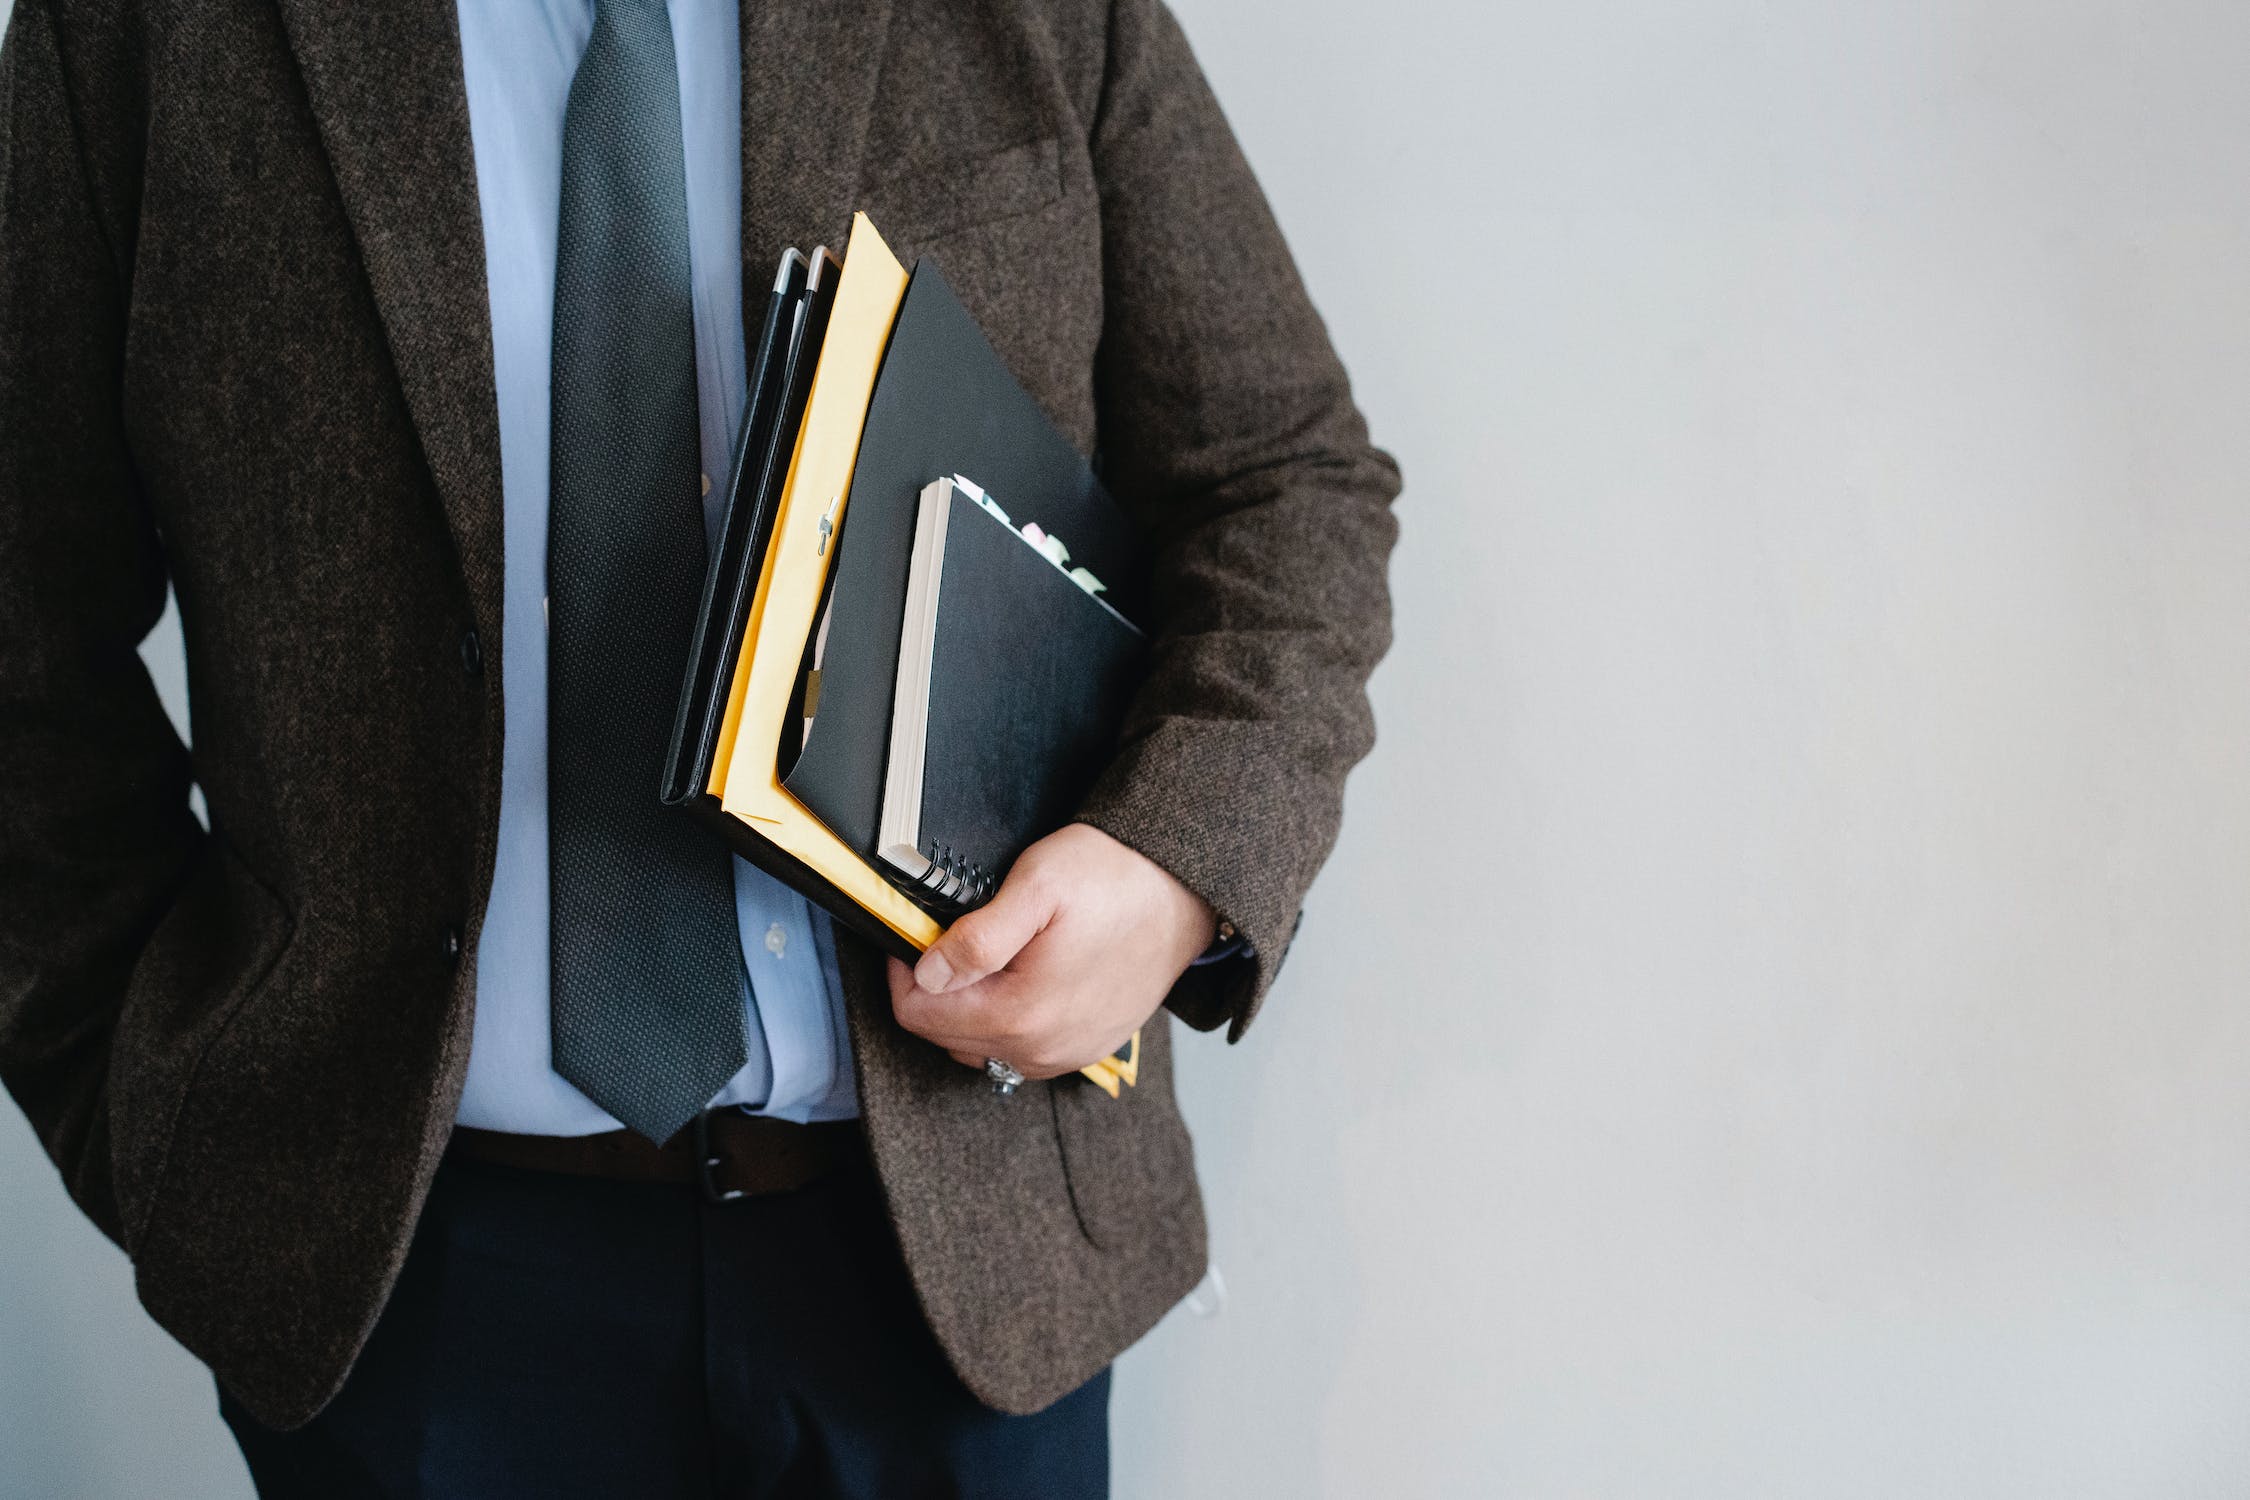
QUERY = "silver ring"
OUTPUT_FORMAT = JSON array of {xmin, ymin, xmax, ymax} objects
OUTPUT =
[{"xmin": 984, "ymin": 1057, "xmax": 1026, "ymax": 1095}]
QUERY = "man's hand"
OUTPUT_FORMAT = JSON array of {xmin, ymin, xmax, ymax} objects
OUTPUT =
[{"xmin": 887, "ymin": 823, "xmax": 1218, "ymax": 1079}]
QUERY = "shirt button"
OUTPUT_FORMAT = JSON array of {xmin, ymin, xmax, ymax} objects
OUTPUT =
[
  {"xmin": 459, "ymin": 628, "xmax": 483, "ymax": 675},
  {"xmin": 702, "ymin": 472, "xmax": 713, "ymax": 496},
  {"xmin": 764, "ymin": 922, "xmax": 787, "ymax": 958}
]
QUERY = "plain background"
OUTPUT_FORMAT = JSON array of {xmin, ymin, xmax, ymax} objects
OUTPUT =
[{"xmin": 7, "ymin": 0, "xmax": 2250, "ymax": 1495}]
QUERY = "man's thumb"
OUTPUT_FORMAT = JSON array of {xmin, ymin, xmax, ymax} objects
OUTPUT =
[{"xmin": 913, "ymin": 870, "xmax": 1057, "ymax": 994}]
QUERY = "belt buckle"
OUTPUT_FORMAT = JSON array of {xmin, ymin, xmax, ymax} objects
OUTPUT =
[{"xmin": 693, "ymin": 1109, "xmax": 745, "ymax": 1205}]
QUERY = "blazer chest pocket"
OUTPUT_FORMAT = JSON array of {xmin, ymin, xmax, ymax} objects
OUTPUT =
[{"xmin": 865, "ymin": 135, "xmax": 1068, "ymax": 247}]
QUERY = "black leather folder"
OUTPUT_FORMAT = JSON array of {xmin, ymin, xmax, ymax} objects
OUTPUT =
[
  {"xmin": 661, "ymin": 244, "xmax": 837, "ymax": 806},
  {"xmin": 781, "ymin": 260, "xmax": 1148, "ymax": 866}
]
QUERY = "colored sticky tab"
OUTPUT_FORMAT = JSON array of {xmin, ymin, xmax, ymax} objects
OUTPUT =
[{"xmin": 1030, "ymin": 529, "xmax": 1070, "ymax": 569}]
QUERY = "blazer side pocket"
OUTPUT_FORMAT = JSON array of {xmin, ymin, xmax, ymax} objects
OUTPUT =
[
  {"xmin": 106, "ymin": 829, "xmax": 295, "ymax": 1253},
  {"xmin": 1047, "ymin": 1014, "xmax": 1197, "ymax": 1250}
]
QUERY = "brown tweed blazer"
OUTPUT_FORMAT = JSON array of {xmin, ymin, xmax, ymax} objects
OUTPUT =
[{"xmin": 0, "ymin": 0, "xmax": 1398, "ymax": 1428}]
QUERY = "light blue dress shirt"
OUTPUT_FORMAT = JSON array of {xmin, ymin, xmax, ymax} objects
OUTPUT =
[{"xmin": 453, "ymin": 0, "xmax": 856, "ymax": 1132}]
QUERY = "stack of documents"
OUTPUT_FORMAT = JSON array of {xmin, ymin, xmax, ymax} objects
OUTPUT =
[{"xmin": 660, "ymin": 214, "xmax": 1151, "ymax": 1094}]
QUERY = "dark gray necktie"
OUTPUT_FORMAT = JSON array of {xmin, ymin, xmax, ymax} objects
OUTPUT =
[{"xmin": 548, "ymin": 0, "xmax": 744, "ymax": 1144}]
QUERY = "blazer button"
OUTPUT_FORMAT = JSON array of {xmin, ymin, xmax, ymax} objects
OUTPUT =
[
  {"xmin": 459, "ymin": 628, "xmax": 483, "ymax": 675},
  {"xmin": 444, "ymin": 925, "xmax": 463, "ymax": 963}
]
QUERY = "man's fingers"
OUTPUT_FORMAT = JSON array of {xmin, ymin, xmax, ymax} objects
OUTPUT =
[
  {"xmin": 897, "ymin": 974, "xmax": 1036, "ymax": 1051},
  {"xmin": 913, "ymin": 864, "xmax": 1059, "ymax": 995},
  {"xmin": 890, "ymin": 958, "xmax": 1033, "ymax": 1054}
]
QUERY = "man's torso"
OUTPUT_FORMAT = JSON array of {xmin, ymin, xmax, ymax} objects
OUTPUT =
[{"xmin": 83, "ymin": 0, "xmax": 1204, "ymax": 1428}]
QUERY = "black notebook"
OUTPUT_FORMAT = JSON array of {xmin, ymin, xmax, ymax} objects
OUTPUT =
[
  {"xmin": 878, "ymin": 478, "xmax": 1147, "ymax": 910},
  {"xmin": 780, "ymin": 261, "xmax": 1148, "ymax": 863}
]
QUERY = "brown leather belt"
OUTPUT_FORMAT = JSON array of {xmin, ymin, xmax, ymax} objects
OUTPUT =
[{"xmin": 447, "ymin": 1112, "xmax": 864, "ymax": 1203}]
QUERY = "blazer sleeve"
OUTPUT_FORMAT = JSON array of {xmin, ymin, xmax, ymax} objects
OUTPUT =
[
  {"xmin": 0, "ymin": 0, "xmax": 199, "ymax": 1243},
  {"xmin": 1073, "ymin": 0, "xmax": 1401, "ymax": 1040}
]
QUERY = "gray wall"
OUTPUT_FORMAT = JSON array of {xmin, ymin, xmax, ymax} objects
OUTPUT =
[{"xmin": 7, "ymin": 0, "xmax": 2250, "ymax": 1496}]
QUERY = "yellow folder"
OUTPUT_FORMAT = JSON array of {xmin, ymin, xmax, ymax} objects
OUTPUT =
[{"xmin": 710, "ymin": 213, "xmax": 942, "ymax": 952}]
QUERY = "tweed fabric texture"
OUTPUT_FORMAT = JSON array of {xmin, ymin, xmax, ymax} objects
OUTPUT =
[
  {"xmin": 544, "ymin": 0, "xmax": 747, "ymax": 1146},
  {"xmin": 0, "ymin": 0, "xmax": 1400, "ymax": 1427}
]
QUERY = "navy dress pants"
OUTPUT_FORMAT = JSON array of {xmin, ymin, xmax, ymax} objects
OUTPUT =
[{"xmin": 218, "ymin": 1149, "xmax": 1109, "ymax": 1499}]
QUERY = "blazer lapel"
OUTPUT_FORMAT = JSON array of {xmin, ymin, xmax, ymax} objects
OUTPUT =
[
  {"xmin": 738, "ymin": 0, "xmax": 897, "ymax": 281},
  {"xmin": 276, "ymin": 0, "xmax": 505, "ymax": 633},
  {"xmin": 275, "ymin": 0, "xmax": 900, "ymax": 639}
]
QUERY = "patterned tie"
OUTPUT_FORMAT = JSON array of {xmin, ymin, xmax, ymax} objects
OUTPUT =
[{"xmin": 547, "ymin": 0, "xmax": 745, "ymax": 1143}]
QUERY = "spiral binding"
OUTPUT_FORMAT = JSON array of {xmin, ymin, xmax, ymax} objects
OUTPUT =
[{"xmin": 907, "ymin": 840, "xmax": 994, "ymax": 913}]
